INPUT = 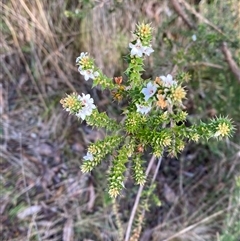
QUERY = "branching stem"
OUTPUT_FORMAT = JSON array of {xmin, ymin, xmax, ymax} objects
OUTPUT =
[{"xmin": 124, "ymin": 155, "xmax": 163, "ymax": 241}]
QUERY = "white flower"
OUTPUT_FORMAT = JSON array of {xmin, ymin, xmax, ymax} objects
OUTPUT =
[
  {"xmin": 143, "ymin": 45, "xmax": 154, "ymax": 56},
  {"xmin": 76, "ymin": 108, "xmax": 88, "ymax": 120},
  {"xmin": 141, "ymin": 82, "xmax": 158, "ymax": 101},
  {"xmin": 76, "ymin": 93, "xmax": 96, "ymax": 120},
  {"xmin": 192, "ymin": 34, "xmax": 197, "ymax": 41},
  {"xmin": 76, "ymin": 52, "xmax": 88, "ymax": 63},
  {"xmin": 129, "ymin": 39, "xmax": 154, "ymax": 57},
  {"xmin": 78, "ymin": 67, "xmax": 99, "ymax": 81},
  {"xmin": 129, "ymin": 39, "xmax": 145, "ymax": 57},
  {"xmin": 83, "ymin": 105, "xmax": 94, "ymax": 115},
  {"xmin": 159, "ymin": 74, "xmax": 177, "ymax": 87},
  {"xmin": 79, "ymin": 93, "xmax": 96, "ymax": 110},
  {"xmin": 165, "ymin": 7, "xmax": 173, "ymax": 17},
  {"xmin": 78, "ymin": 93, "xmax": 94, "ymax": 106},
  {"xmin": 83, "ymin": 152, "xmax": 94, "ymax": 161},
  {"xmin": 76, "ymin": 106, "xmax": 95, "ymax": 120},
  {"xmin": 136, "ymin": 103, "xmax": 152, "ymax": 115}
]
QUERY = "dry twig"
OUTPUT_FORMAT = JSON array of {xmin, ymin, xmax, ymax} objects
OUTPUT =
[
  {"xmin": 222, "ymin": 42, "xmax": 240, "ymax": 83},
  {"xmin": 178, "ymin": 0, "xmax": 229, "ymax": 39},
  {"xmin": 170, "ymin": 0, "xmax": 195, "ymax": 29},
  {"xmin": 124, "ymin": 155, "xmax": 157, "ymax": 241}
]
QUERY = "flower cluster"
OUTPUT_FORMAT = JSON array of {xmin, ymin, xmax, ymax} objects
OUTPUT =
[
  {"xmin": 135, "ymin": 74, "xmax": 186, "ymax": 115},
  {"xmin": 135, "ymin": 22, "xmax": 153, "ymax": 43},
  {"xmin": 129, "ymin": 39, "xmax": 154, "ymax": 58},
  {"xmin": 76, "ymin": 52, "xmax": 99, "ymax": 81},
  {"xmin": 60, "ymin": 92, "xmax": 96, "ymax": 120},
  {"xmin": 61, "ymin": 22, "xmax": 234, "ymax": 198},
  {"xmin": 76, "ymin": 52, "xmax": 115, "ymax": 89},
  {"xmin": 76, "ymin": 93, "xmax": 96, "ymax": 119},
  {"xmin": 214, "ymin": 122, "xmax": 231, "ymax": 138},
  {"xmin": 125, "ymin": 23, "xmax": 154, "ymax": 89}
]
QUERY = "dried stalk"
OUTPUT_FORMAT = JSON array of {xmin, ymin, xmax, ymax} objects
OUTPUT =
[
  {"xmin": 222, "ymin": 42, "xmax": 240, "ymax": 83},
  {"xmin": 124, "ymin": 155, "xmax": 157, "ymax": 241},
  {"xmin": 170, "ymin": 0, "xmax": 195, "ymax": 29}
]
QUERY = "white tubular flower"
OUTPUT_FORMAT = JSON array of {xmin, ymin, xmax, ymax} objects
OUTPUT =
[
  {"xmin": 159, "ymin": 74, "xmax": 177, "ymax": 87},
  {"xmin": 141, "ymin": 82, "xmax": 158, "ymax": 101},
  {"xmin": 78, "ymin": 93, "xmax": 92, "ymax": 104},
  {"xmin": 83, "ymin": 152, "xmax": 94, "ymax": 161},
  {"xmin": 76, "ymin": 52, "xmax": 88, "ymax": 63},
  {"xmin": 136, "ymin": 103, "xmax": 152, "ymax": 115},
  {"xmin": 76, "ymin": 93, "xmax": 96, "ymax": 120},
  {"xmin": 76, "ymin": 108, "xmax": 88, "ymax": 120},
  {"xmin": 78, "ymin": 67, "xmax": 99, "ymax": 81},
  {"xmin": 76, "ymin": 106, "xmax": 95, "ymax": 120},
  {"xmin": 143, "ymin": 45, "xmax": 154, "ymax": 56},
  {"xmin": 79, "ymin": 93, "xmax": 96, "ymax": 109},
  {"xmin": 129, "ymin": 39, "xmax": 145, "ymax": 57},
  {"xmin": 192, "ymin": 34, "xmax": 197, "ymax": 41}
]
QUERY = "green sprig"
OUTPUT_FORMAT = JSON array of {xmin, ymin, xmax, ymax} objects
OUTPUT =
[{"xmin": 81, "ymin": 135, "xmax": 123, "ymax": 173}]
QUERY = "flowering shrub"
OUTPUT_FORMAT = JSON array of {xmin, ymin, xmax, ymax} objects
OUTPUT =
[{"xmin": 60, "ymin": 23, "xmax": 234, "ymax": 198}]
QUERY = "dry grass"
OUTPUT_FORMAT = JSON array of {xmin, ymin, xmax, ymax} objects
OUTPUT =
[{"xmin": 1, "ymin": 0, "xmax": 239, "ymax": 241}]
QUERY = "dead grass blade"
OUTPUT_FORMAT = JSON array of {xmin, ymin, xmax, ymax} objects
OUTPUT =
[
  {"xmin": 159, "ymin": 204, "xmax": 240, "ymax": 241},
  {"xmin": 63, "ymin": 218, "xmax": 74, "ymax": 241}
]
